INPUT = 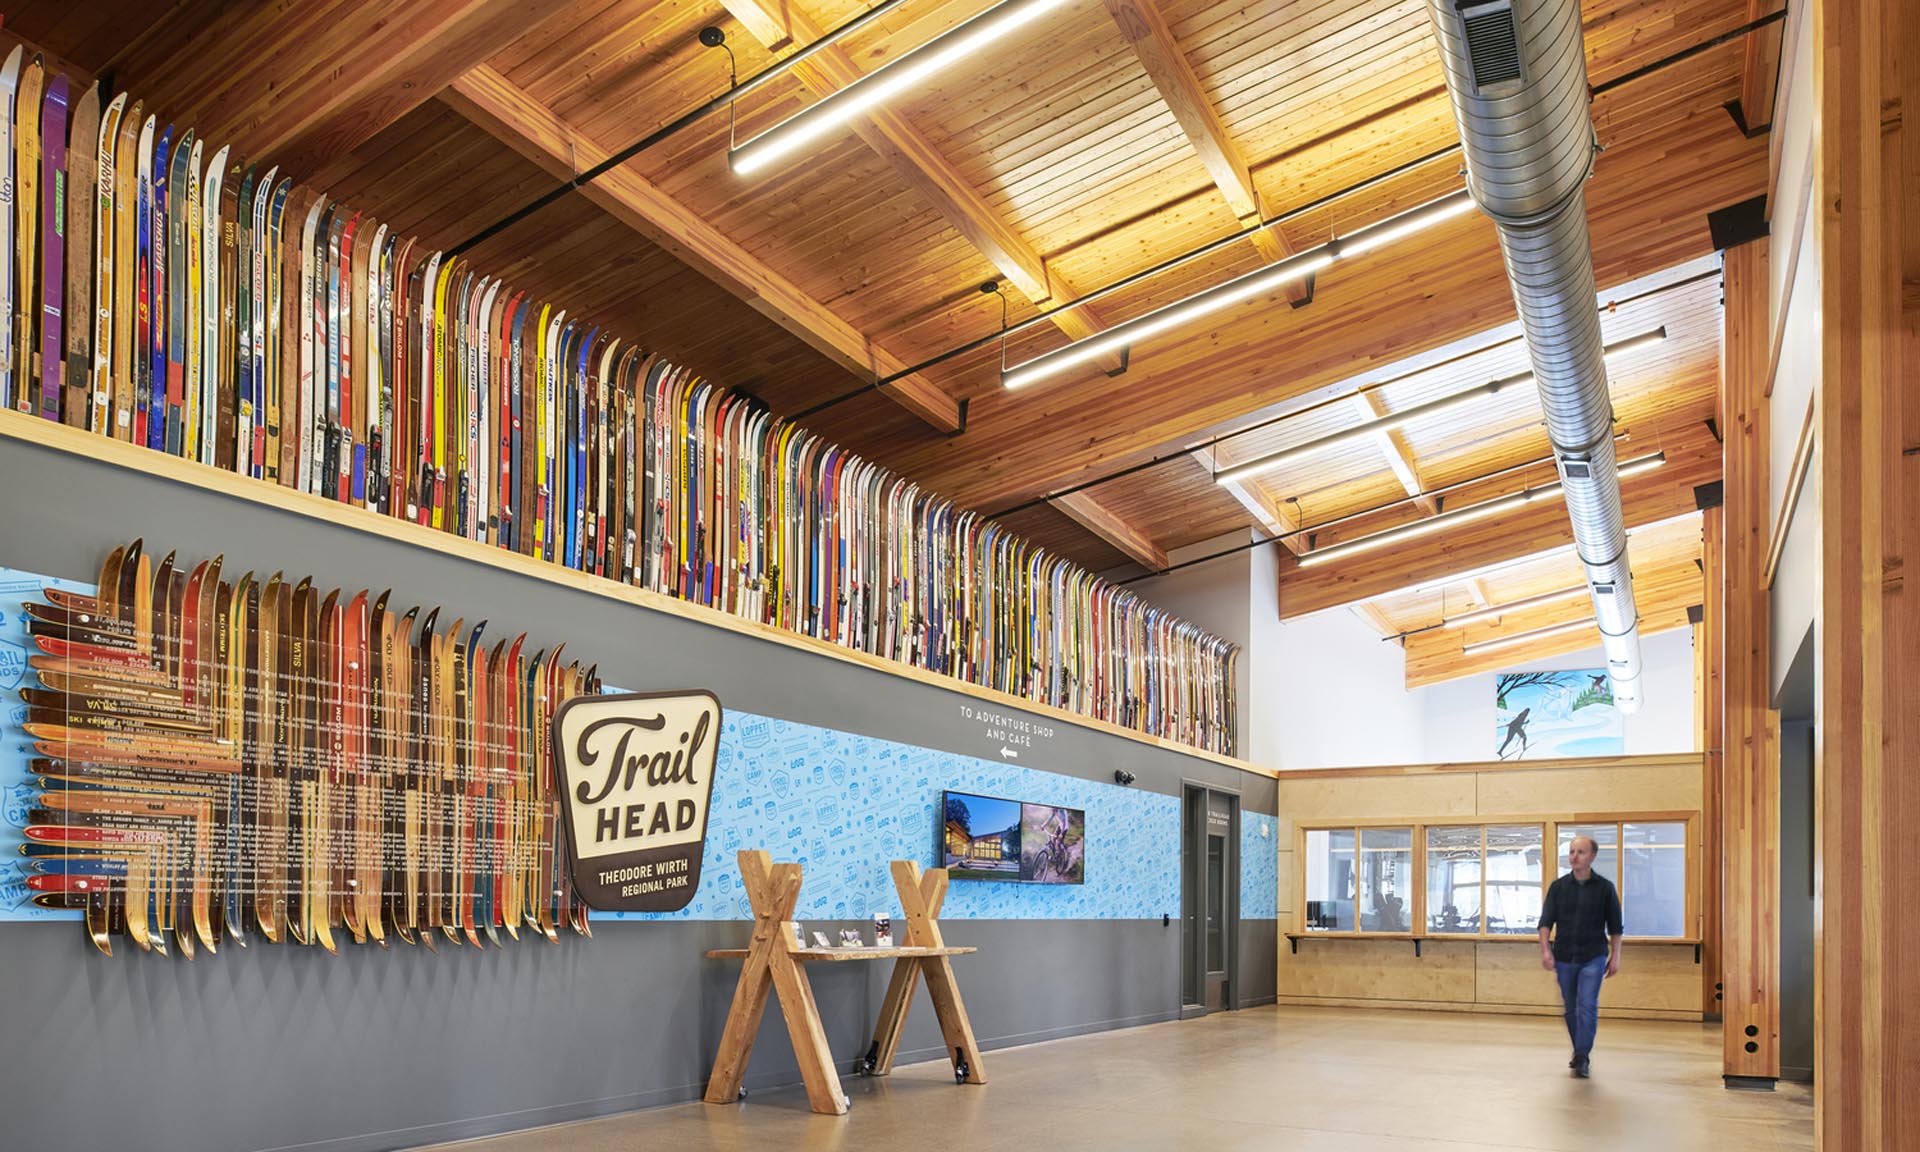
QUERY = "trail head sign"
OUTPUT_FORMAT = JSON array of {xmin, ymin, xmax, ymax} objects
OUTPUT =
[{"xmin": 552, "ymin": 690, "xmax": 721, "ymax": 912}]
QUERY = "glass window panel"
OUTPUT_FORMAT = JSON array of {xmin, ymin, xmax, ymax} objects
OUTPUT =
[
  {"xmin": 1483, "ymin": 824, "xmax": 1544, "ymax": 935},
  {"xmin": 1556, "ymin": 823, "xmax": 1621, "ymax": 885},
  {"xmin": 1623, "ymin": 821, "xmax": 1687, "ymax": 937},
  {"xmin": 1358, "ymin": 827, "xmax": 1414, "ymax": 932},
  {"xmin": 1426, "ymin": 826, "xmax": 1483, "ymax": 934},
  {"xmin": 1303, "ymin": 829, "xmax": 1355, "ymax": 932}
]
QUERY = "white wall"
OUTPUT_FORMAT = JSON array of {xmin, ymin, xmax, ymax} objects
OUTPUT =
[
  {"xmin": 1417, "ymin": 628, "xmax": 1698, "ymax": 762},
  {"xmin": 1767, "ymin": 0, "xmax": 1821, "ymax": 701},
  {"xmin": 1265, "ymin": 604, "xmax": 1430, "ymax": 770},
  {"xmin": 1245, "ymin": 604, "xmax": 1696, "ymax": 771},
  {"xmin": 1133, "ymin": 539, "xmax": 1699, "ymax": 772}
]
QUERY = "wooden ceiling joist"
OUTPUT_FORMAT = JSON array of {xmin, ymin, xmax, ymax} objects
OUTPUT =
[
  {"xmin": 1736, "ymin": 0, "xmax": 1786, "ymax": 131},
  {"xmin": 1190, "ymin": 445, "xmax": 1305, "ymax": 552},
  {"xmin": 1352, "ymin": 601, "xmax": 1402, "ymax": 642},
  {"xmin": 1352, "ymin": 391, "xmax": 1438, "ymax": 514},
  {"xmin": 1274, "ymin": 428, "xmax": 1722, "ymax": 618},
  {"xmin": 720, "ymin": 0, "xmax": 1126, "ymax": 371},
  {"xmin": 1048, "ymin": 490, "xmax": 1169, "ymax": 572},
  {"xmin": 113, "ymin": 0, "xmax": 575, "ymax": 186},
  {"xmin": 1103, "ymin": 0, "xmax": 1308, "ymax": 293},
  {"xmin": 443, "ymin": 66, "xmax": 962, "ymax": 433},
  {"xmin": 1407, "ymin": 597, "xmax": 1698, "ymax": 686}
]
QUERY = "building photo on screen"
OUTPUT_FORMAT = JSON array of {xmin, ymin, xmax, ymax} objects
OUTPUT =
[{"xmin": 941, "ymin": 790, "xmax": 1084, "ymax": 884}]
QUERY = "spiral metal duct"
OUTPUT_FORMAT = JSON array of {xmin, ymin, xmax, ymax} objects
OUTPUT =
[{"xmin": 1423, "ymin": 0, "xmax": 1644, "ymax": 712}]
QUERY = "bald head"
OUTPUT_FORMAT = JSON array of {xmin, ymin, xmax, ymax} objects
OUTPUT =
[{"xmin": 1567, "ymin": 835, "xmax": 1598, "ymax": 876}]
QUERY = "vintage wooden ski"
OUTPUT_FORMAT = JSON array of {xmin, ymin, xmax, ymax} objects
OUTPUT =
[
  {"xmin": 61, "ymin": 79, "xmax": 98, "ymax": 428},
  {"xmin": 12, "ymin": 55, "xmax": 44, "ymax": 413},
  {"xmin": 0, "ymin": 47, "xmax": 20, "ymax": 409}
]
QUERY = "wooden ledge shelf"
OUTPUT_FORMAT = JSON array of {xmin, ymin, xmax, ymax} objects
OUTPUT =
[
  {"xmin": 1285, "ymin": 932, "xmax": 1705, "ymax": 962},
  {"xmin": 0, "ymin": 409, "xmax": 1274, "ymax": 779},
  {"xmin": 707, "ymin": 945, "xmax": 976, "ymax": 961}
]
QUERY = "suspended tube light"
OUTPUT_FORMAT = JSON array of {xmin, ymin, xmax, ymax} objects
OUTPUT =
[
  {"xmin": 730, "ymin": 0, "xmax": 1075, "ymax": 176},
  {"xmin": 1000, "ymin": 191, "xmax": 1478, "ymax": 391},
  {"xmin": 1441, "ymin": 583, "xmax": 1588, "ymax": 628},
  {"xmin": 1353, "ymin": 508, "xmax": 1702, "ymax": 605},
  {"xmin": 1293, "ymin": 451, "xmax": 1667, "ymax": 568},
  {"xmin": 1213, "ymin": 326, "xmax": 1667, "ymax": 486},
  {"xmin": 1461, "ymin": 617, "xmax": 1597, "ymax": 655}
]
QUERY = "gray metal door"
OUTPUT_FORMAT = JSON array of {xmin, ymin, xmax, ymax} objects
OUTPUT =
[{"xmin": 1182, "ymin": 784, "xmax": 1240, "ymax": 1015}]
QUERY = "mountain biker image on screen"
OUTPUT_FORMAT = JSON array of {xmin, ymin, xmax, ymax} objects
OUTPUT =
[{"xmin": 1024, "ymin": 805, "xmax": 1082, "ymax": 883}]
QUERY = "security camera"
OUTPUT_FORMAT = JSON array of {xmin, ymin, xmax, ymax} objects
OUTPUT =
[{"xmin": 1114, "ymin": 770, "xmax": 1136, "ymax": 786}]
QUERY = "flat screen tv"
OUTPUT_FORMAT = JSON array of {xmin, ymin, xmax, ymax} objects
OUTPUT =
[{"xmin": 939, "ymin": 789, "xmax": 1084, "ymax": 884}]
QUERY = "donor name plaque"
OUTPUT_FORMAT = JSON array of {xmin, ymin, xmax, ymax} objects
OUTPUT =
[{"xmin": 551, "ymin": 690, "xmax": 722, "ymax": 912}]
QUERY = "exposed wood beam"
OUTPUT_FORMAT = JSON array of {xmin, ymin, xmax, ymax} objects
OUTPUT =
[
  {"xmin": 1736, "ymin": 0, "xmax": 1786, "ymax": 132},
  {"xmin": 1048, "ymin": 490, "xmax": 1168, "ymax": 572},
  {"xmin": 880, "ymin": 105, "xmax": 1766, "ymax": 512},
  {"xmin": 1352, "ymin": 601, "xmax": 1401, "ymax": 642},
  {"xmin": 1189, "ymin": 445, "xmax": 1305, "ymax": 553},
  {"xmin": 443, "ymin": 66, "xmax": 961, "ymax": 433},
  {"xmin": 1352, "ymin": 392, "xmax": 1438, "ymax": 514},
  {"xmin": 1403, "ymin": 596, "xmax": 1698, "ymax": 688},
  {"xmin": 1103, "ymin": 0, "xmax": 1308, "ymax": 298},
  {"xmin": 1719, "ymin": 239, "xmax": 1778, "ymax": 1082},
  {"xmin": 1401, "ymin": 543, "xmax": 1704, "ymax": 687},
  {"xmin": 111, "ymin": 0, "xmax": 574, "ymax": 186},
  {"xmin": 1274, "ymin": 430, "xmax": 1723, "ymax": 618},
  {"xmin": 1466, "ymin": 578, "xmax": 1495, "ymax": 610},
  {"xmin": 719, "ymin": 0, "xmax": 1124, "ymax": 371},
  {"xmin": 1813, "ymin": 0, "xmax": 1920, "ymax": 1131}
]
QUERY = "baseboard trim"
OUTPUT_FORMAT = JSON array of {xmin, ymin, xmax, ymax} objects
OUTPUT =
[
  {"xmin": 1724, "ymin": 1074, "xmax": 1778, "ymax": 1092},
  {"xmin": 1273, "ymin": 995, "xmax": 1701, "ymax": 1022},
  {"xmin": 1779, "ymin": 1066, "xmax": 1813, "ymax": 1083},
  {"xmin": 893, "ymin": 1009, "xmax": 1182, "ymax": 1067},
  {"xmin": 1236, "ymin": 995, "xmax": 1278, "ymax": 1010}
]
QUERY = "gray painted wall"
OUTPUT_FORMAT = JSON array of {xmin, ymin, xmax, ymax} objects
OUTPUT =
[{"xmin": 0, "ymin": 437, "xmax": 1276, "ymax": 1152}]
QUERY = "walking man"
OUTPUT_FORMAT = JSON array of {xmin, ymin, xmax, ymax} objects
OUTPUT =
[{"xmin": 1538, "ymin": 834, "xmax": 1623, "ymax": 1077}]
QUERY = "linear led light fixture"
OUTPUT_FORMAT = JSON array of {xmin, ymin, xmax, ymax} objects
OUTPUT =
[
  {"xmin": 1442, "ymin": 583, "xmax": 1589, "ymax": 628},
  {"xmin": 1213, "ymin": 326, "xmax": 1668, "ymax": 486},
  {"xmin": 1363, "ymin": 508, "xmax": 1702, "ymax": 605},
  {"xmin": 1000, "ymin": 190, "xmax": 1478, "ymax": 391},
  {"xmin": 1461, "ymin": 616, "xmax": 1597, "ymax": 655},
  {"xmin": 729, "ymin": 0, "xmax": 1073, "ymax": 176},
  {"xmin": 1294, "ymin": 451, "xmax": 1667, "ymax": 568}
]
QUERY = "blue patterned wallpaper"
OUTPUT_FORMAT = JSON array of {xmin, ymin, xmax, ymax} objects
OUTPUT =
[
  {"xmin": 1241, "ymin": 812, "xmax": 1278, "ymax": 920},
  {"xmin": 1, "ymin": 569, "xmax": 95, "ymax": 921},
  {"xmin": 0, "ymin": 567, "xmax": 1273, "ymax": 927}
]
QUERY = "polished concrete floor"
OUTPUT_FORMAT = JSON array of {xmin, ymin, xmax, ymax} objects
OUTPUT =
[{"xmin": 426, "ymin": 1006, "xmax": 1813, "ymax": 1151}]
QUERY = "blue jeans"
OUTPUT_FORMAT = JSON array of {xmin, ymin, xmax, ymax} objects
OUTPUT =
[{"xmin": 1555, "ymin": 953, "xmax": 1608, "ymax": 1058}]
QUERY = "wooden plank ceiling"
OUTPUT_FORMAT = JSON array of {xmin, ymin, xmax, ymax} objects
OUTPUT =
[{"xmin": 5, "ymin": 0, "xmax": 1774, "ymax": 683}]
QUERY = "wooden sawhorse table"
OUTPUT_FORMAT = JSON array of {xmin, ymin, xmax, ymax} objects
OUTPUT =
[{"xmin": 704, "ymin": 851, "xmax": 987, "ymax": 1115}]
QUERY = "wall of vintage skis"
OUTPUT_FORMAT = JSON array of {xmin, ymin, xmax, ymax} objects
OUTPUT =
[
  {"xmin": 22, "ymin": 539, "xmax": 597, "ymax": 956},
  {"xmin": 0, "ymin": 50, "xmax": 1239, "ymax": 757}
]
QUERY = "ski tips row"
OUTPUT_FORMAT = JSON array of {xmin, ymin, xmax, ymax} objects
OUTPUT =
[{"xmin": 0, "ymin": 49, "xmax": 1238, "ymax": 756}]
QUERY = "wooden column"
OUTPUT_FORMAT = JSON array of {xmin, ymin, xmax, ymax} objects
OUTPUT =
[
  {"xmin": 1698, "ymin": 504, "xmax": 1724, "ymax": 1019},
  {"xmin": 1719, "ymin": 239, "xmax": 1779, "ymax": 1085},
  {"xmin": 1814, "ymin": 0, "xmax": 1920, "ymax": 1141}
]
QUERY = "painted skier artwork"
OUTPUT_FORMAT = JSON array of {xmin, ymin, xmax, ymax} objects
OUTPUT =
[{"xmin": 1493, "ymin": 670, "xmax": 1625, "ymax": 760}]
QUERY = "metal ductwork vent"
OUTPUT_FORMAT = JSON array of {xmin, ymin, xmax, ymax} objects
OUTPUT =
[{"xmin": 1425, "ymin": 0, "xmax": 1645, "ymax": 713}]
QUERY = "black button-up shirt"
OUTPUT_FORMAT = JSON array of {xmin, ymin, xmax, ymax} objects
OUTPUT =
[{"xmin": 1539, "ymin": 871, "xmax": 1624, "ymax": 964}]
